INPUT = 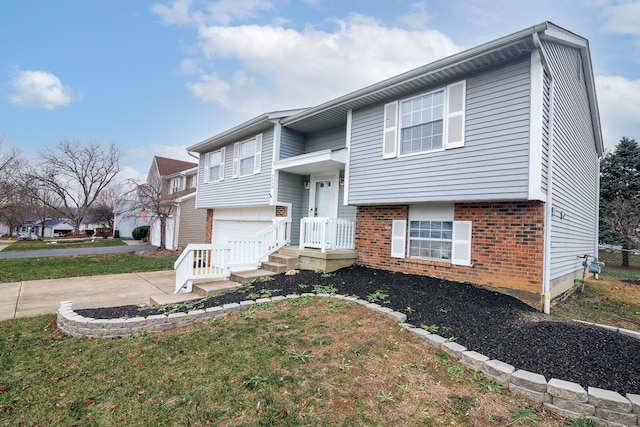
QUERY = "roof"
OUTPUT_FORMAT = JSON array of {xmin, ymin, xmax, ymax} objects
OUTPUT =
[
  {"xmin": 188, "ymin": 21, "xmax": 602, "ymax": 156},
  {"xmin": 153, "ymin": 156, "xmax": 198, "ymax": 176},
  {"xmin": 35, "ymin": 218, "xmax": 74, "ymax": 228}
]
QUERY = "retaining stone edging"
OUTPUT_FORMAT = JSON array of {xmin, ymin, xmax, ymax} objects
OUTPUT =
[{"xmin": 57, "ymin": 296, "xmax": 640, "ymax": 426}]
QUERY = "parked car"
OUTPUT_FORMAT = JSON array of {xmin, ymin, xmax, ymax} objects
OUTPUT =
[{"xmin": 18, "ymin": 233, "xmax": 38, "ymax": 241}]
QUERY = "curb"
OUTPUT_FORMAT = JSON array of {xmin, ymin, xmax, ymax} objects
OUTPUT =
[{"xmin": 57, "ymin": 295, "xmax": 640, "ymax": 426}]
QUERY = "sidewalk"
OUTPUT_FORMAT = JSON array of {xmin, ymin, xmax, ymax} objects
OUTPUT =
[{"xmin": 0, "ymin": 270, "xmax": 176, "ymax": 321}]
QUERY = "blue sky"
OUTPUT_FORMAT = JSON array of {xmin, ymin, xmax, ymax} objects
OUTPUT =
[{"xmin": 1, "ymin": 0, "xmax": 639, "ymax": 183}]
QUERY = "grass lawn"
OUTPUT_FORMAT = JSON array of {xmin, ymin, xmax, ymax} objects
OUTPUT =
[
  {"xmin": 0, "ymin": 299, "xmax": 567, "ymax": 426},
  {"xmin": 1, "ymin": 238, "xmax": 126, "ymax": 252},
  {"xmin": 0, "ymin": 252, "xmax": 177, "ymax": 283}
]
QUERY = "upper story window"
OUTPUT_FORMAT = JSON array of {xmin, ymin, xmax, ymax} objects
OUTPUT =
[
  {"xmin": 233, "ymin": 134, "xmax": 262, "ymax": 178},
  {"xmin": 383, "ymin": 80, "xmax": 466, "ymax": 159},
  {"xmin": 170, "ymin": 177, "xmax": 180, "ymax": 194},
  {"xmin": 400, "ymin": 90, "xmax": 444, "ymax": 155},
  {"xmin": 207, "ymin": 149, "xmax": 224, "ymax": 182},
  {"xmin": 239, "ymin": 139, "xmax": 256, "ymax": 176}
]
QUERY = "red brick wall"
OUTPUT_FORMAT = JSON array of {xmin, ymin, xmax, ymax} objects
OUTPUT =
[
  {"xmin": 206, "ymin": 209, "xmax": 213, "ymax": 243},
  {"xmin": 276, "ymin": 205, "xmax": 288, "ymax": 217},
  {"xmin": 355, "ymin": 201, "xmax": 545, "ymax": 299}
]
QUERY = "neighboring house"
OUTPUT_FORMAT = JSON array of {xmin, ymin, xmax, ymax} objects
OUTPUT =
[
  {"xmin": 33, "ymin": 218, "xmax": 74, "ymax": 238},
  {"xmin": 0, "ymin": 220, "xmax": 10, "ymax": 237},
  {"xmin": 186, "ymin": 22, "xmax": 602, "ymax": 311},
  {"xmin": 147, "ymin": 156, "xmax": 207, "ymax": 250},
  {"xmin": 113, "ymin": 200, "xmax": 148, "ymax": 239}
]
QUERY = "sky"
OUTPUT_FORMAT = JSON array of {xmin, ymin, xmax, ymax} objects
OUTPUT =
[{"xmin": 1, "ymin": 0, "xmax": 639, "ymax": 184}]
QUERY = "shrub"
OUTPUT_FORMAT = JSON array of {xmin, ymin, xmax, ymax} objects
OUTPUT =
[
  {"xmin": 85, "ymin": 229, "xmax": 95, "ymax": 236},
  {"xmin": 132, "ymin": 226, "xmax": 150, "ymax": 241}
]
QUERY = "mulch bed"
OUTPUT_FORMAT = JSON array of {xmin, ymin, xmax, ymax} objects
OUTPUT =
[{"xmin": 77, "ymin": 266, "xmax": 640, "ymax": 395}]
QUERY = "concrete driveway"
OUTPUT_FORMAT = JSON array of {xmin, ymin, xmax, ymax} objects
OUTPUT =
[{"xmin": 0, "ymin": 270, "xmax": 176, "ymax": 321}]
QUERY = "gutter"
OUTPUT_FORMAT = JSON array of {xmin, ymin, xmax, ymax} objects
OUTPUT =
[{"xmin": 534, "ymin": 31, "xmax": 554, "ymax": 315}]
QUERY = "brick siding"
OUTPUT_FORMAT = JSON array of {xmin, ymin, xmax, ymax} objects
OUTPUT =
[
  {"xmin": 355, "ymin": 202, "xmax": 545, "ymax": 305},
  {"xmin": 276, "ymin": 205, "xmax": 288, "ymax": 217}
]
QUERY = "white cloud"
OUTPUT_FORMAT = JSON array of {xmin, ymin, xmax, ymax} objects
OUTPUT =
[
  {"xmin": 153, "ymin": 0, "xmax": 273, "ymax": 26},
  {"xmin": 7, "ymin": 70, "xmax": 78, "ymax": 110},
  {"xmin": 397, "ymin": 2, "xmax": 431, "ymax": 29},
  {"xmin": 601, "ymin": 1, "xmax": 640, "ymax": 34},
  {"xmin": 182, "ymin": 13, "xmax": 460, "ymax": 114},
  {"xmin": 595, "ymin": 74, "xmax": 640, "ymax": 148},
  {"xmin": 152, "ymin": 0, "xmax": 202, "ymax": 25}
]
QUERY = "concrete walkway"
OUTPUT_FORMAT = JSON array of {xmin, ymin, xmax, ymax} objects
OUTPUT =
[{"xmin": 0, "ymin": 270, "xmax": 176, "ymax": 321}]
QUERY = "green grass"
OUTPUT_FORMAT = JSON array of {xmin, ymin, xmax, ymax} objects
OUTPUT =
[
  {"xmin": 0, "ymin": 301, "xmax": 563, "ymax": 426},
  {"xmin": 0, "ymin": 253, "xmax": 177, "ymax": 283},
  {"xmin": 2, "ymin": 238, "xmax": 126, "ymax": 252},
  {"xmin": 597, "ymin": 250, "xmax": 640, "ymax": 279}
]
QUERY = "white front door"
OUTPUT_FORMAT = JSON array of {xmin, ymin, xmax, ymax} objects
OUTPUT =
[{"xmin": 309, "ymin": 172, "xmax": 339, "ymax": 218}]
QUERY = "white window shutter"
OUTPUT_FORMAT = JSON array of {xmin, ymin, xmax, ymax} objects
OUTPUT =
[
  {"xmin": 382, "ymin": 101, "xmax": 398, "ymax": 159},
  {"xmin": 203, "ymin": 152, "xmax": 210, "ymax": 183},
  {"xmin": 254, "ymin": 134, "xmax": 262, "ymax": 173},
  {"xmin": 445, "ymin": 80, "xmax": 466, "ymax": 149},
  {"xmin": 391, "ymin": 219, "xmax": 406, "ymax": 258},
  {"xmin": 219, "ymin": 147, "xmax": 226, "ymax": 181},
  {"xmin": 232, "ymin": 142, "xmax": 239, "ymax": 178},
  {"xmin": 451, "ymin": 221, "xmax": 472, "ymax": 266}
]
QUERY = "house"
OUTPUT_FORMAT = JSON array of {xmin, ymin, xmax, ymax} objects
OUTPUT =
[
  {"xmin": 113, "ymin": 200, "xmax": 149, "ymax": 239},
  {"xmin": 146, "ymin": 156, "xmax": 207, "ymax": 250},
  {"xmin": 33, "ymin": 218, "xmax": 74, "ymax": 238},
  {"xmin": 185, "ymin": 22, "xmax": 602, "ymax": 312}
]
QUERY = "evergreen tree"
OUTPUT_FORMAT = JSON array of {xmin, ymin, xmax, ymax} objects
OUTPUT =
[{"xmin": 600, "ymin": 136, "xmax": 640, "ymax": 267}]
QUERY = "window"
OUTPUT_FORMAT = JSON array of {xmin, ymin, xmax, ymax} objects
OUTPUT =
[
  {"xmin": 232, "ymin": 134, "xmax": 262, "ymax": 178},
  {"xmin": 383, "ymin": 80, "xmax": 466, "ymax": 158},
  {"xmin": 170, "ymin": 177, "xmax": 180, "ymax": 194},
  {"xmin": 400, "ymin": 90, "xmax": 444, "ymax": 154},
  {"xmin": 208, "ymin": 150, "xmax": 222, "ymax": 181},
  {"xmin": 409, "ymin": 220, "xmax": 452, "ymax": 260},
  {"xmin": 239, "ymin": 139, "xmax": 256, "ymax": 176}
]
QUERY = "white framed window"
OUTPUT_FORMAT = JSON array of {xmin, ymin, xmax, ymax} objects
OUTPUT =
[
  {"xmin": 206, "ymin": 148, "xmax": 225, "ymax": 182},
  {"xmin": 233, "ymin": 134, "xmax": 262, "ymax": 178},
  {"xmin": 391, "ymin": 204, "xmax": 472, "ymax": 266},
  {"xmin": 409, "ymin": 220, "xmax": 452, "ymax": 260},
  {"xmin": 383, "ymin": 80, "xmax": 466, "ymax": 158},
  {"xmin": 170, "ymin": 177, "xmax": 180, "ymax": 194},
  {"xmin": 400, "ymin": 90, "xmax": 444, "ymax": 155}
]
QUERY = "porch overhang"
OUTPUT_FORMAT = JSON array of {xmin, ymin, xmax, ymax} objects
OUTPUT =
[{"xmin": 274, "ymin": 148, "xmax": 347, "ymax": 175}]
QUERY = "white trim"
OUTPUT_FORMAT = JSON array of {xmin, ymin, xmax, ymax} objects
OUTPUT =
[
  {"xmin": 528, "ymin": 50, "xmax": 546, "ymax": 202},
  {"xmin": 308, "ymin": 172, "xmax": 339, "ymax": 218},
  {"xmin": 273, "ymin": 148, "xmax": 347, "ymax": 175},
  {"xmin": 254, "ymin": 133, "xmax": 262, "ymax": 174},
  {"xmin": 271, "ymin": 124, "xmax": 281, "ymax": 205},
  {"xmin": 344, "ymin": 109, "xmax": 352, "ymax": 206}
]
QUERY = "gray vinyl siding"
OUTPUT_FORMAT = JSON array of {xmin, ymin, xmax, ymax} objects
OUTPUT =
[
  {"xmin": 348, "ymin": 56, "xmax": 532, "ymax": 205},
  {"xmin": 177, "ymin": 196, "xmax": 207, "ymax": 248},
  {"xmin": 541, "ymin": 73, "xmax": 550, "ymax": 194},
  {"xmin": 197, "ymin": 128, "xmax": 274, "ymax": 208},
  {"xmin": 543, "ymin": 41, "xmax": 599, "ymax": 280},
  {"xmin": 280, "ymin": 128, "xmax": 305, "ymax": 159},
  {"xmin": 277, "ymin": 171, "xmax": 305, "ymax": 245},
  {"xmin": 338, "ymin": 181, "xmax": 356, "ymax": 220},
  {"xmin": 305, "ymin": 125, "xmax": 346, "ymax": 153}
]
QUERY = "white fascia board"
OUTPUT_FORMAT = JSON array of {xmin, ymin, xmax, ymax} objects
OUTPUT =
[{"xmin": 273, "ymin": 148, "xmax": 347, "ymax": 175}]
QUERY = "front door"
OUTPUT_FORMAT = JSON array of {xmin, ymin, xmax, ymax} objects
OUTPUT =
[{"xmin": 309, "ymin": 172, "xmax": 339, "ymax": 218}]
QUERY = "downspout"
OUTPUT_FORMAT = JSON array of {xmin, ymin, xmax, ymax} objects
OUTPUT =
[{"xmin": 534, "ymin": 32, "xmax": 555, "ymax": 314}]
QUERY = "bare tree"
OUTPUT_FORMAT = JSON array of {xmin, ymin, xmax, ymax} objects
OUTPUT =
[
  {"xmin": 129, "ymin": 172, "xmax": 174, "ymax": 250},
  {"xmin": 26, "ymin": 139, "xmax": 121, "ymax": 233},
  {"xmin": 0, "ymin": 138, "xmax": 24, "ymax": 237},
  {"xmin": 87, "ymin": 183, "xmax": 124, "ymax": 230}
]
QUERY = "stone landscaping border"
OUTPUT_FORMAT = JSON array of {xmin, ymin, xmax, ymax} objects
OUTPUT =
[{"xmin": 58, "ymin": 295, "xmax": 640, "ymax": 426}]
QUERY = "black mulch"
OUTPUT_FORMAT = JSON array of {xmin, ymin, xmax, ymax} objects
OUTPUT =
[
  {"xmin": 77, "ymin": 266, "xmax": 640, "ymax": 395},
  {"xmin": 623, "ymin": 279, "xmax": 640, "ymax": 286}
]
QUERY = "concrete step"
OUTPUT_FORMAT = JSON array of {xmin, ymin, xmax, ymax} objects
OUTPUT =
[
  {"xmin": 193, "ymin": 279, "xmax": 241, "ymax": 297},
  {"xmin": 149, "ymin": 293, "xmax": 203, "ymax": 306},
  {"xmin": 230, "ymin": 269, "xmax": 277, "ymax": 284},
  {"xmin": 268, "ymin": 253, "xmax": 299, "ymax": 268},
  {"xmin": 261, "ymin": 261, "xmax": 289, "ymax": 273}
]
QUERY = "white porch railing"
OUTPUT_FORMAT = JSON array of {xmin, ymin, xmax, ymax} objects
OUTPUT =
[
  {"xmin": 174, "ymin": 217, "xmax": 291, "ymax": 294},
  {"xmin": 174, "ymin": 243, "xmax": 232, "ymax": 294},
  {"xmin": 299, "ymin": 217, "xmax": 355, "ymax": 253}
]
